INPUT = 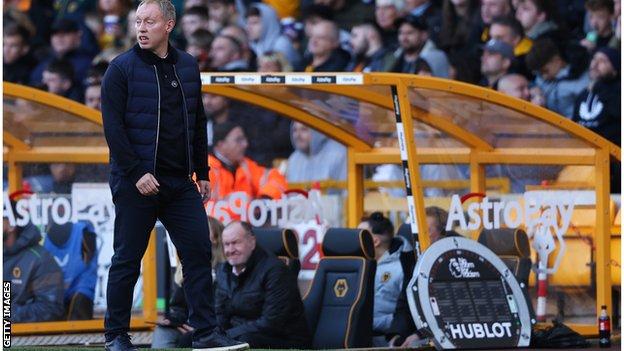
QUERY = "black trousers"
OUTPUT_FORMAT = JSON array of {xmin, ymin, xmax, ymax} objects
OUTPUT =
[{"xmin": 104, "ymin": 175, "xmax": 215, "ymax": 340}]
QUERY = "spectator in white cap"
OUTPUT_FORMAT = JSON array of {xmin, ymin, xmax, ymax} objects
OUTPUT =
[
  {"xmin": 480, "ymin": 39, "xmax": 514, "ymax": 88},
  {"xmin": 375, "ymin": 0, "xmax": 406, "ymax": 48}
]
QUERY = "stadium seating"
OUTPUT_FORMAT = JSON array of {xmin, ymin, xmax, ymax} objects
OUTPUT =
[
  {"xmin": 302, "ymin": 228, "xmax": 376, "ymax": 348},
  {"xmin": 253, "ymin": 227, "xmax": 301, "ymax": 277}
]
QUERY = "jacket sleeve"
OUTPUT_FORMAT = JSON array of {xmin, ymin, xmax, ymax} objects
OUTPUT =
[
  {"xmin": 193, "ymin": 83, "xmax": 209, "ymax": 181},
  {"xmin": 253, "ymin": 161, "xmax": 287, "ymax": 199},
  {"xmin": 387, "ymin": 252, "xmax": 417, "ymax": 341},
  {"xmin": 13, "ymin": 252, "xmax": 65, "ymax": 322},
  {"xmin": 101, "ymin": 63, "xmax": 150, "ymax": 184},
  {"xmin": 225, "ymin": 264, "xmax": 293, "ymax": 338}
]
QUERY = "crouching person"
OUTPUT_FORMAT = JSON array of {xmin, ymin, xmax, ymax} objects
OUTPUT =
[{"xmin": 212, "ymin": 221, "xmax": 311, "ymax": 348}]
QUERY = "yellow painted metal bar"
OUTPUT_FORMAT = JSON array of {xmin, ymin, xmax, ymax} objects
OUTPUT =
[
  {"xmin": 594, "ymin": 149, "xmax": 612, "ymax": 320},
  {"xmin": 299, "ymin": 85, "xmax": 493, "ymax": 151},
  {"xmin": 396, "ymin": 80, "xmax": 430, "ymax": 251},
  {"xmin": 346, "ymin": 147, "xmax": 364, "ymax": 227},
  {"xmin": 3, "ymin": 131, "xmax": 29, "ymax": 150},
  {"xmin": 397, "ymin": 75, "xmax": 620, "ymax": 160},
  {"xmin": 469, "ymin": 152, "xmax": 486, "ymax": 240},
  {"xmin": 474, "ymin": 148, "xmax": 596, "ymax": 165},
  {"xmin": 202, "ymin": 85, "xmax": 371, "ymax": 152},
  {"xmin": 351, "ymin": 147, "xmax": 471, "ymax": 164},
  {"xmin": 12, "ymin": 318, "xmax": 152, "ymax": 335},
  {"xmin": 289, "ymin": 177, "xmax": 510, "ymax": 193},
  {"xmin": 9, "ymin": 147, "xmax": 109, "ymax": 163},
  {"xmin": 7, "ymin": 159, "xmax": 23, "ymax": 193},
  {"xmin": 4, "ymin": 82, "xmax": 102, "ymax": 125},
  {"xmin": 142, "ymin": 229, "xmax": 158, "ymax": 323}
]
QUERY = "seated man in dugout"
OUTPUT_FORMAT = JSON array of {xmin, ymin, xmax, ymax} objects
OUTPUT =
[
  {"xmin": 3, "ymin": 199, "xmax": 65, "ymax": 322},
  {"xmin": 211, "ymin": 221, "xmax": 311, "ymax": 348},
  {"xmin": 357, "ymin": 212, "xmax": 415, "ymax": 347}
]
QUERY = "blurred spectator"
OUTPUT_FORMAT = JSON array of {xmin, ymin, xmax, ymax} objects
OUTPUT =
[
  {"xmin": 498, "ymin": 73, "xmax": 545, "ymax": 106},
  {"xmin": 186, "ymin": 29, "xmax": 214, "ymax": 71},
  {"xmin": 515, "ymin": 0, "xmax": 562, "ymax": 41},
  {"xmin": 220, "ymin": 25, "xmax": 257, "ymax": 70},
  {"xmin": 572, "ymin": 47, "xmax": 621, "ymax": 146},
  {"xmin": 439, "ymin": 0, "xmax": 482, "ymax": 54},
  {"xmin": 90, "ymin": 0, "xmax": 133, "ymax": 50},
  {"xmin": 480, "ymin": 39, "xmax": 513, "ymax": 88},
  {"xmin": 85, "ymin": 82, "xmax": 102, "ymax": 110},
  {"xmin": 386, "ymin": 15, "xmax": 450, "ymax": 78},
  {"xmin": 204, "ymin": 94, "xmax": 231, "ymax": 150},
  {"xmin": 375, "ymin": 0, "xmax": 405, "ymax": 48},
  {"xmin": 448, "ymin": 50, "xmax": 482, "ymax": 84},
  {"xmin": 30, "ymin": 19, "xmax": 95, "ymax": 90},
  {"xmin": 245, "ymin": 3, "xmax": 301, "ymax": 69},
  {"xmin": 4, "ymin": 208, "xmax": 65, "ymax": 323},
  {"xmin": 3, "ymin": 23, "xmax": 37, "ymax": 85},
  {"xmin": 213, "ymin": 221, "xmax": 310, "ymax": 348},
  {"xmin": 286, "ymin": 122, "xmax": 347, "ymax": 183},
  {"xmin": 42, "ymin": 59, "xmax": 83, "ymax": 102},
  {"xmin": 84, "ymin": 61, "xmax": 109, "ymax": 86},
  {"xmin": 581, "ymin": 0, "xmax": 615, "ymax": 51},
  {"xmin": 489, "ymin": 16, "xmax": 533, "ymax": 78},
  {"xmin": 300, "ymin": 4, "xmax": 351, "ymax": 54},
  {"xmin": 610, "ymin": 0, "xmax": 620, "ymax": 49},
  {"xmin": 526, "ymin": 38, "xmax": 590, "ymax": 118},
  {"xmin": 209, "ymin": 122, "xmax": 287, "ymax": 201},
  {"xmin": 312, "ymin": 0, "xmax": 375, "ymax": 31},
  {"xmin": 480, "ymin": 0, "xmax": 512, "ymax": 41},
  {"xmin": 357, "ymin": 212, "xmax": 413, "ymax": 347},
  {"xmin": 304, "ymin": 20, "xmax": 350, "ymax": 71},
  {"xmin": 257, "ymin": 51, "xmax": 293, "ymax": 72},
  {"xmin": 425, "ymin": 206, "xmax": 462, "ymax": 242},
  {"xmin": 405, "ymin": 0, "xmax": 442, "ymax": 45},
  {"xmin": 209, "ymin": 34, "xmax": 249, "ymax": 71},
  {"xmin": 347, "ymin": 22, "xmax": 392, "ymax": 72},
  {"xmin": 208, "ymin": 0, "xmax": 238, "ymax": 34},
  {"xmin": 44, "ymin": 219, "xmax": 98, "ymax": 320},
  {"xmin": 181, "ymin": 6, "xmax": 211, "ymax": 40}
]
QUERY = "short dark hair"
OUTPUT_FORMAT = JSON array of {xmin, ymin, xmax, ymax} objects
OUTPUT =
[
  {"xmin": 226, "ymin": 220, "xmax": 254, "ymax": 236},
  {"xmin": 84, "ymin": 61, "xmax": 109, "ymax": 86},
  {"xmin": 491, "ymin": 16, "xmax": 525, "ymax": 39},
  {"xmin": 426, "ymin": 206, "xmax": 449, "ymax": 235},
  {"xmin": 3, "ymin": 23, "xmax": 30, "ymax": 43},
  {"xmin": 245, "ymin": 5, "xmax": 261, "ymax": 18},
  {"xmin": 519, "ymin": 0, "xmax": 557, "ymax": 21},
  {"xmin": 213, "ymin": 121, "xmax": 243, "ymax": 145},
  {"xmin": 184, "ymin": 6, "xmax": 209, "ymax": 20},
  {"xmin": 45, "ymin": 59, "xmax": 75, "ymax": 81},
  {"xmin": 525, "ymin": 38, "xmax": 561, "ymax": 71},
  {"xmin": 301, "ymin": 4, "xmax": 333, "ymax": 22},
  {"xmin": 188, "ymin": 28, "xmax": 214, "ymax": 48},
  {"xmin": 363, "ymin": 212, "xmax": 394, "ymax": 246},
  {"xmin": 586, "ymin": 0, "xmax": 615, "ymax": 13}
]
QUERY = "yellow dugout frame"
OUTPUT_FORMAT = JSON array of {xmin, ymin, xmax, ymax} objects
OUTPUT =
[{"xmin": 3, "ymin": 72, "xmax": 621, "ymax": 337}]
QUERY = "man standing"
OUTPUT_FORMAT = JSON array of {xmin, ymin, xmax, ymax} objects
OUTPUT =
[{"xmin": 101, "ymin": 1, "xmax": 246, "ymax": 350}]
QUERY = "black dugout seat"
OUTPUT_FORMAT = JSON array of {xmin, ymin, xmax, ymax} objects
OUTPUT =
[
  {"xmin": 303, "ymin": 228, "xmax": 376, "ymax": 349},
  {"xmin": 253, "ymin": 227, "xmax": 300, "ymax": 277},
  {"xmin": 478, "ymin": 228, "xmax": 536, "ymax": 320}
]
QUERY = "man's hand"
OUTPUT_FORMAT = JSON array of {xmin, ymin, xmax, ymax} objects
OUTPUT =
[
  {"xmin": 136, "ymin": 173, "xmax": 160, "ymax": 196},
  {"xmin": 401, "ymin": 333, "xmax": 422, "ymax": 347},
  {"xmin": 177, "ymin": 323, "xmax": 194, "ymax": 335},
  {"xmin": 197, "ymin": 180, "xmax": 210, "ymax": 200}
]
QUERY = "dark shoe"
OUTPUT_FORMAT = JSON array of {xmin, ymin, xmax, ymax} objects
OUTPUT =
[
  {"xmin": 105, "ymin": 334, "xmax": 138, "ymax": 351},
  {"xmin": 192, "ymin": 332, "xmax": 250, "ymax": 351}
]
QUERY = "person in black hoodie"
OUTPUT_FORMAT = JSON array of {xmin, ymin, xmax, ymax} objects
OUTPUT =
[
  {"xmin": 213, "ymin": 221, "xmax": 311, "ymax": 348},
  {"xmin": 304, "ymin": 20, "xmax": 349, "ymax": 72},
  {"xmin": 573, "ymin": 47, "xmax": 620, "ymax": 146},
  {"xmin": 3, "ymin": 23, "xmax": 37, "ymax": 85},
  {"xmin": 3, "ymin": 204, "xmax": 64, "ymax": 323}
]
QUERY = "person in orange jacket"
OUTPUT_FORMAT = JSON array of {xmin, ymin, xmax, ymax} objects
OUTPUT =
[{"xmin": 208, "ymin": 121, "xmax": 287, "ymax": 203}]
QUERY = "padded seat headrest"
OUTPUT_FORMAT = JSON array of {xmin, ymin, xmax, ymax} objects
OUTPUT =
[
  {"xmin": 322, "ymin": 228, "xmax": 374, "ymax": 260},
  {"xmin": 253, "ymin": 227, "xmax": 299, "ymax": 259},
  {"xmin": 478, "ymin": 228, "xmax": 530, "ymax": 258}
]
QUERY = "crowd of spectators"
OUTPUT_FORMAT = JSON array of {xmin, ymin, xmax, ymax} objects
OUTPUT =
[{"xmin": 4, "ymin": 0, "xmax": 620, "ymax": 153}]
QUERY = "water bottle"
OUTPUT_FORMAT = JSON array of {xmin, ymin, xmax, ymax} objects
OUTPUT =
[{"xmin": 599, "ymin": 305, "xmax": 611, "ymax": 348}]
